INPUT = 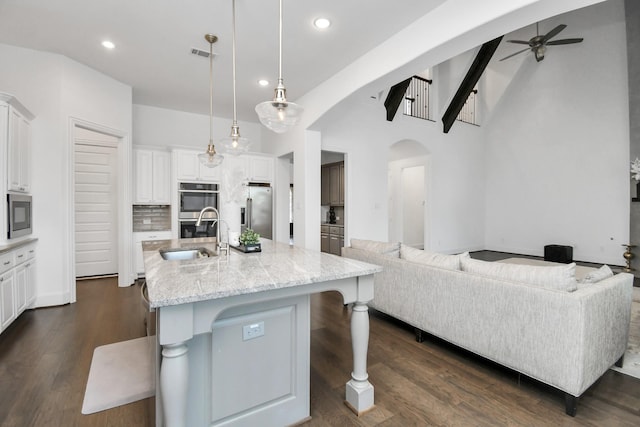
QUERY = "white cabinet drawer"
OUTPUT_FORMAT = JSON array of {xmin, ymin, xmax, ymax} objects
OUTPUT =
[
  {"xmin": 0, "ymin": 252, "xmax": 15, "ymax": 274},
  {"xmin": 14, "ymin": 244, "xmax": 36, "ymax": 265}
]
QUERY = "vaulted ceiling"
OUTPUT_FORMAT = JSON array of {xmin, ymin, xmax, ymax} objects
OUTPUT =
[{"xmin": 0, "ymin": 0, "xmax": 445, "ymax": 122}]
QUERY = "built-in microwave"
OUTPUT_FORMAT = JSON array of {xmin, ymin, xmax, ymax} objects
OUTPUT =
[
  {"xmin": 178, "ymin": 182, "xmax": 219, "ymax": 219},
  {"xmin": 7, "ymin": 193, "xmax": 32, "ymax": 239}
]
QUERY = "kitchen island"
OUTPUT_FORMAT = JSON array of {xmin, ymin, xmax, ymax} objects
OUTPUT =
[{"xmin": 143, "ymin": 237, "xmax": 381, "ymax": 427}]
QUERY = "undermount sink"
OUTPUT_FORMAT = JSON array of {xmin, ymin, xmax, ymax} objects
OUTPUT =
[{"xmin": 159, "ymin": 247, "xmax": 216, "ymax": 261}]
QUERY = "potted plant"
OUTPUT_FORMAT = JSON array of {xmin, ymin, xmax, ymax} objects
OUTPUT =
[{"xmin": 239, "ymin": 228, "xmax": 261, "ymax": 252}]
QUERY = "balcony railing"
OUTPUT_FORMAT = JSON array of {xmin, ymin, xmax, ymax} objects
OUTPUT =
[
  {"xmin": 456, "ymin": 89, "xmax": 478, "ymax": 125},
  {"xmin": 403, "ymin": 76, "xmax": 432, "ymax": 121}
]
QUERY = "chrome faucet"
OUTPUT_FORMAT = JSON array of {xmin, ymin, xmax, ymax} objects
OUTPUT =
[
  {"xmin": 195, "ymin": 206, "xmax": 219, "ymax": 227},
  {"xmin": 195, "ymin": 206, "xmax": 229, "ymax": 259}
]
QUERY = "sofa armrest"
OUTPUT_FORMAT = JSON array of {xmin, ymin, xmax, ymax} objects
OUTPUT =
[{"xmin": 573, "ymin": 273, "xmax": 634, "ymax": 394}]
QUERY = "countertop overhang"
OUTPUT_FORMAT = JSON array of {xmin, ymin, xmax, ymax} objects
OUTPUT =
[{"xmin": 143, "ymin": 237, "xmax": 381, "ymax": 308}]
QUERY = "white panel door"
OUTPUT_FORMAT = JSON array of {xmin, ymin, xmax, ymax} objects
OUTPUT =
[{"xmin": 75, "ymin": 143, "xmax": 118, "ymax": 277}]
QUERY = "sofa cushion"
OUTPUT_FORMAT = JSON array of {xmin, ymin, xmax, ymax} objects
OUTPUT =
[
  {"xmin": 400, "ymin": 245, "xmax": 469, "ymax": 271},
  {"xmin": 579, "ymin": 265, "xmax": 614, "ymax": 285},
  {"xmin": 350, "ymin": 239, "xmax": 400, "ymax": 258},
  {"xmin": 460, "ymin": 257, "xmax": 578, "ymax": 292}
]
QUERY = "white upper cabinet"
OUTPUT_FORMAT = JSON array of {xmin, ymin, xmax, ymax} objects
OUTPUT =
[
  {"xmin": 174, "ymin": 149, "xmax": 221, "ymax": 182},
  {"xmin": 225, "ymin": 155, "xmax": 274, "ymax": 183},
  {"xmin": 2, "ymin": 95, "xmax": 35, "ymax": 194},
  {"xmin": 134, "ymin": 148, "xmax": 171, "ymax": 204},
  {"xmin": 246, "ymin": 155, "xmax": 273, "ymax": 183}
]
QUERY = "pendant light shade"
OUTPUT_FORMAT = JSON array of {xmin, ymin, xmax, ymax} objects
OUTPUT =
[
  {"xmin": 199, "ymin": 33, "xmax": 224, "ymax": 168},
  {"xmin": 255, "ymin": 0, "xmax": 303, "ymax": 133},
  {"xmin": 220, "ymin": 0, "xmax": 251, "ymax": 155}
]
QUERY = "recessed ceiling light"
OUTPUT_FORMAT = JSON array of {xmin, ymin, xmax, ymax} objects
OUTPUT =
[
  {"xmin": 258, "ymin": 79, "xmax": 270, "ymax": 87},
  {"xmin": 101, "ymin": 40, "xmax": 115, "ymax": 49},
  {"xmin": 314, "ymin": 18, "xmax": 331, "ymax": 29}
]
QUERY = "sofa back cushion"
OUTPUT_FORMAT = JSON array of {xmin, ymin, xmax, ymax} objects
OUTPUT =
[
  {"xmin": 400, "ymin": 245, "xmax": 469, "ymax": 271},
  {"xmin": 350, "ymin": 239, "xmax": 400, "ymax": 258},
  {"xmin": 460, "ymin": 257, "xmax": 578, "ymax": 292}
]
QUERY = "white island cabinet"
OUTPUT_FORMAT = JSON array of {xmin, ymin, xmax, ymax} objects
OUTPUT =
[{"xmin": 143, "ymin": 238, "xmax": 380, "ymax": 427}]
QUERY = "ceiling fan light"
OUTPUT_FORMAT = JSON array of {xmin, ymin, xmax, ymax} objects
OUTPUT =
[{"xmin": 535, "ymin": 45, "xmax": 546, "ymax": 62}]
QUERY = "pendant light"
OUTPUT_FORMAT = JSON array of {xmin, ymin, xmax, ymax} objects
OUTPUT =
[
  {"xmin": 198, "ymin": 34, "xmax": 224, "ymax": 168},
  {"xmin": 255, "ymin": 0, "xmax": 303, "ymax": 133},
  {"xmin": 220, "ymin": 0, "xmax": 250, "ymax": 154}
]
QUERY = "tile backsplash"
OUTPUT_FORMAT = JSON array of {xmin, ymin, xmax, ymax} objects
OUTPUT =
[{"xmin": 133, "ymin": 205, "xmax": 171, "ymax": 232}]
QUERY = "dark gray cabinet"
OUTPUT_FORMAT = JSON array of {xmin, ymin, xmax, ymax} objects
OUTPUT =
[
  {"xmin": 321, "ymin": 161, "xmax": 344, "ymax": 206},
  {"xmin": 321, "ymin": 225, "xmax": 343, "ymax": 256}
]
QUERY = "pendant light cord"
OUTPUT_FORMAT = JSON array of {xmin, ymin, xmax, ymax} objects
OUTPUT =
[
  {"xmin": 278, "ymin": 0, "xmax": 283, "ymax": 83},
  {"xmin": 232, "ymin": 0, "xmax": 238, "ymax": 125},
  {"xmin": 209, "ymin": 37, "xmax": 214, "ymax": 144}
]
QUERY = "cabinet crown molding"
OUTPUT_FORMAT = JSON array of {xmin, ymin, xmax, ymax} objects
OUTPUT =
[{"xmin": 0, "ymin": 92, "xmax": 35, "ymax": 121}]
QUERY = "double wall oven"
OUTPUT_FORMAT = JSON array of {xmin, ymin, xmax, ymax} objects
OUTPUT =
[{"xmin": 178, "ymin": 182, "xmax": 219, "ymax": 238}]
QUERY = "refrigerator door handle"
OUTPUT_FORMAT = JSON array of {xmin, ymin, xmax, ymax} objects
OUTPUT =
[
  {"xmin": 246, "ymin": 198, "xmax": 253, "ymax": 229},
  {"xmin": 240, "ymin": 207, "xmax": 246, "ymax": 227}
]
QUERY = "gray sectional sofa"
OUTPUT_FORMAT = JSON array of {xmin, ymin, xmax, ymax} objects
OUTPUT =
[{"xmin": 342, "ymin": 239, "xmax": 634, "ymax": 416}]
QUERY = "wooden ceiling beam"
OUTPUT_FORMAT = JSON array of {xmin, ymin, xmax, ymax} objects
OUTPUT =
[
  {"xmin": 441, "ymin": 36, "xmax": 503, "ymax": 133},
  {"xmin": 384, "ymin": 77, "xmax": 412, "ymax": 121}
]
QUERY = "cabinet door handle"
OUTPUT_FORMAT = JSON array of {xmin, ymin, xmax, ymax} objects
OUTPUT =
[
  {"xmin": 0, "ymin": 277, "xmax": 3, "ymax": 282},
  {"xmin": 29, "ymin": 250, "xmax": 34, "ymax": 254},
  {"xmin": 3, "ymin": 261, "xmax": 10, "ymax": 266},
  {"xmin": 25, "ymin": 263, "xmax": 30, "ymax": 267},
  {"xmin": 17, "ymin": 254, "xmax": 24, "ymax": 258}
]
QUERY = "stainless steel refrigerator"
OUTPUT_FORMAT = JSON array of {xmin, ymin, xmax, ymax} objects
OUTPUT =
[{"xmin": 240, "ymin": 183, "xmax": 273, "ymax": 240}]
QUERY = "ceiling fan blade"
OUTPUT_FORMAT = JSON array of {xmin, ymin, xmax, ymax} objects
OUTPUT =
[
  {"xmin": 546, "ymin": 38, "xmax": 584, "ymax": 45},
  {"xmin": 542, "ymin": 24, "xmax": 567, "ymax": 43},
  {"xmin": 506, "ymin": 40, "xmax": 530, "ymax": 45},
  {"xmin": 499, "ymin": 47, "xmax": 530, "ymax": 61}
]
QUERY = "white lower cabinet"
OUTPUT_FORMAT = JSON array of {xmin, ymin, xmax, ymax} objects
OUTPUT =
[
  {"xmin": 15, "ymin": 263, "xmax": 27, "ymax": 313},
  {"xmin": 25, "ymin": 259, "xmax": 36, "ymax": 308},
  {"xmin": 0, "ymin": 243, "xmax": 37, "ymax": 335},
  {"xmin": 135, "ymin": 231, "xmax": 172, "ymax": 276},
  {"xmin": 1, "ymin": 270, "xmax": 16, "ymax": 330}
]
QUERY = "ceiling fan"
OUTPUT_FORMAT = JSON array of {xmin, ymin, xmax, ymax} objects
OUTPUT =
[{"xmin": 500, "ymin": 23, "xmax": 583, "ymax": 62}]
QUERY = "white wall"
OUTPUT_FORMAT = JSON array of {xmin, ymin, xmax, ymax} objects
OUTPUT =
[
  {"xmin": 0, "ymin": 43, "xmax": 133, "ymax": 306},
  {"xmin": 133, "ymin": 104, "xmax": 262, "ymax": 151},
  {"xmin": 483, "ymin": 1, "xmax": 629, "ymax": 264},
  {"xmin": 320, "ymin": 98, "xmax": 486, "ymax": 254}
]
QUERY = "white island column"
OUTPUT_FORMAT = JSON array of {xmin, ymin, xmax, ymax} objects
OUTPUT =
[
  {"xmin": 160, "ymin": 342, "xmax": 189, "ymax": 426},
  {"xmin": 345, "ymin": 301, "xmax": 374, "ymax": 414}
]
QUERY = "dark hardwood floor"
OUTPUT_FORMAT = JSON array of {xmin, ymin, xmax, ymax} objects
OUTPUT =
[
  {"xmin": 1, "ymin": 278, "xmax": 639, "ymax": 426},
  {"xmin": 0, "ymin": 278, "xmax": 153, "ymax": 427}
]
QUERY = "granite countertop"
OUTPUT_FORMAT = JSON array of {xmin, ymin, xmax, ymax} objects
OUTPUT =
[
  {"xmin": 143, "ymin": 237, "xmax": 381, "ymax": 308},
  {"xmin": 0, "ymin": 237, "xmax": 38, "ymax": 254}
]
